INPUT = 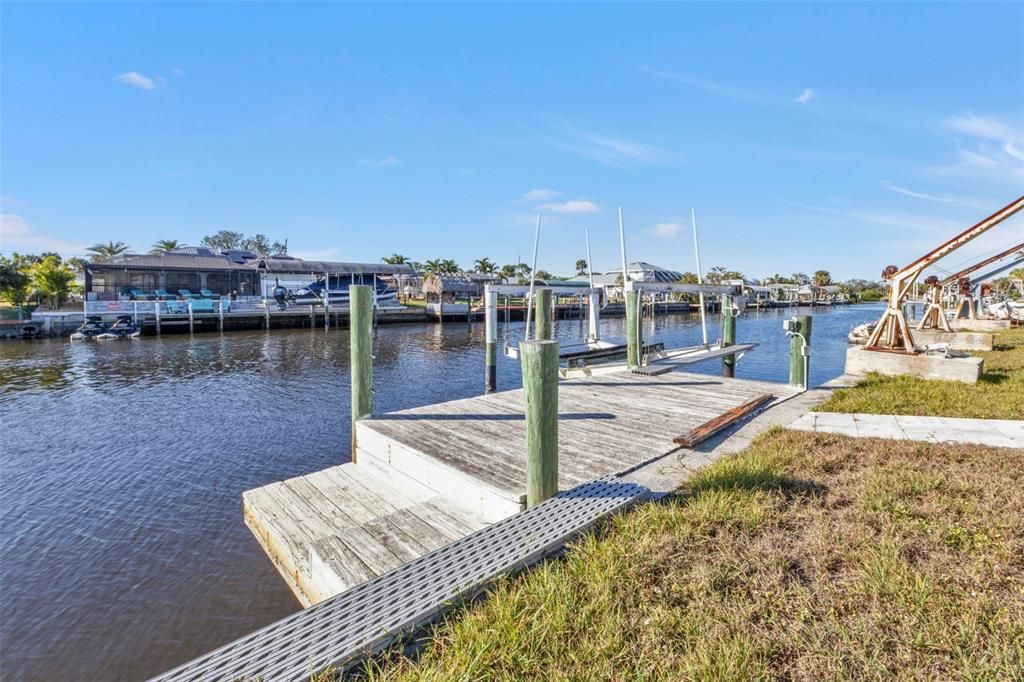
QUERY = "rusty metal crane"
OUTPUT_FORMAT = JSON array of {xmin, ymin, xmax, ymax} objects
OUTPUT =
[
  {"xmin": 917, "ymin": 240, "xmax": 1024, "ymax": 331},
  {"xmin": 865, "ymin": 195, "xmax": 1024, "ymax": 353}
]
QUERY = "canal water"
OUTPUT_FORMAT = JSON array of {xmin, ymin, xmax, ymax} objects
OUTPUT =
[{"xmin": 0, "ymin": 303, "xmax": 882, "ymax": 680}]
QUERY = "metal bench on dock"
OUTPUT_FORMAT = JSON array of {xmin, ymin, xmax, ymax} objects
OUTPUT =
[{"xmin": 151, "ymin": 477, "xmax": 648, "ymax": 682}]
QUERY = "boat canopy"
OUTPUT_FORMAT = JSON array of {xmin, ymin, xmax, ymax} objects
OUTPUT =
[{"xmin": 255, "ymin": 259, "xmax": 415, "ymax": 276}]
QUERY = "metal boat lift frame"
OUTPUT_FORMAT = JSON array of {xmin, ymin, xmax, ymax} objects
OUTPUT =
[
  {"xmin": 485, "ymin": 283, "xmax": 615, "ymax": 361},
  {"xmin": 557, "ymin": 281, "xmax": 757, "ymax": 379},
  {"xmin": 918, "ymin": 241, "xmax": 1024, "ymax": 329},
  {"xmin": 866, "ymin": 196, "xmax": 1024, "ymax": 352}
]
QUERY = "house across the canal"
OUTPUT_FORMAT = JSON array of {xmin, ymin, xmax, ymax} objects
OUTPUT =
[{"xmin": 84, "ymin": 248, "xmax": 413, "ymax": 301}]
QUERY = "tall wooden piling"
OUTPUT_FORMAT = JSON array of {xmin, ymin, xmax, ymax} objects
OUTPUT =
[
  {"xmin": 484, "ymin": 288, "xmax": 498, "ymax": 394},
  {"xmin": 625, "ymin": 290, "xmax": 642, "ymax": 368},
  {"xmin": 721, "ymin": 294, "xmax": 736, "ymax": 378},
  {"xmin": 788, "ymin": 315, "xmax": 812, "ymax": 388},
  {"xmin": 521, "ymin": 339, "xmax": 559, "ymax": 507},
  {"xmin": 350, "ymin": 285, "xmax": 374, "ymax": 461},
  {"xmin": 534, "ymin": 289, "xmax": 553, "ymax": 341}
]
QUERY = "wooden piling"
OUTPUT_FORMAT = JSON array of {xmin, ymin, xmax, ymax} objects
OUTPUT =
[
  {"xmin": 535, "ymin": 289, "xmax": 552, "ymax": 341},
  {"xmin": 485, "ymin": 288, "xmax": 498, "ymax": 394},
  {"xmin": 789, "ymin": 315, "xmax": 812, "ymax": 388},
  {"xmin": 721, "ymin": 294, "xmax": 736, "ymax": 378},
  {"xmin": 521, "ymin": 339, "xmax": 559, "ymax": 507},
  {"xmin": 350, "ymin": 285, "xmax": 374, "ymax": 461},
  {"xmin": 625, "ymin": 290, "xmax": 642, "ymax": 368}
]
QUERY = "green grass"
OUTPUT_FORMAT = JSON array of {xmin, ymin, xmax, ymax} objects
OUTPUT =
[
  {"xmin": 819, "ymin": 327, "xmax": 1024, "ymax": 419},
  {"xmin": 351, "ymin": 430, "xmax": 1023, "ymax": 681}
]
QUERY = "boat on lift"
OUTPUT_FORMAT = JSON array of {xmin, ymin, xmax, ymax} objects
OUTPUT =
[{"xmin": 281, "ymin": 274, "xmax": 397, "ymax": 307}]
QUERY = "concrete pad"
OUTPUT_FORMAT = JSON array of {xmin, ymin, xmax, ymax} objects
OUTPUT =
[
  {"xmin": 913, "ymin": 328, "xmax": 994, "ymax": 351},
  {"xmin": 949, "ymin": 318, "xmax": 1011, "ymax": 331},
  {"xmin": 845, "ymin": 347, "xmax": 983, "ymax": 384}
]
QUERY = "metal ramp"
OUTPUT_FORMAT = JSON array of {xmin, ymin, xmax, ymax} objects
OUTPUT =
[{"xmin": 150, "ymin": 477, "xmax": 648, "ymax": 682}]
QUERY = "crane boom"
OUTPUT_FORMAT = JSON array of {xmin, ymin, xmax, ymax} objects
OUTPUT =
[
  {"xmin": 865, "ymin": 195, "xmax": 1024, "ymax": 352},
  {"xmin": 938, "ymin": 241, "xmax": 1024, "ymax": 286}
]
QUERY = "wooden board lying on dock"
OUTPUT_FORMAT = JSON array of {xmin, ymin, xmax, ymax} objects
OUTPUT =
[{"xmin": 672, "ymin": 393, "xmax": 775, "ymax": 447}]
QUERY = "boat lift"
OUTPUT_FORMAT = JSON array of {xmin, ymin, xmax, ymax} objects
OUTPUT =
[
  {"xmin": 865, "ymin": 195, "xmax": 1024, "ymax": 352},
  {"xmin": 558, "ymin": 280, "xmax": 758, "ymax": 379},
  {"xmin": 917, "ymin": 241, "xmax": 1024, "ymax": 329}
]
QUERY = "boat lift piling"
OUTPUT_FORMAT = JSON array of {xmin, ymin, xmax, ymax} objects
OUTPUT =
[
  {"xmin": 484, "ymin": 288, "xmax": 498, "ymax": 394},
  {"xmin": 350, "ymin": 285, "xmax": 374, "ymax": 462},
  {"xmin": 721, "ymin": 294, "xmax": 737, "ymax": 378}
]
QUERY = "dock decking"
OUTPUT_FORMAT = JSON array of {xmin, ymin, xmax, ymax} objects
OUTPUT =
[{"xmin": 245, "ymin": 370, "xmax": 800, "ymax": 607}]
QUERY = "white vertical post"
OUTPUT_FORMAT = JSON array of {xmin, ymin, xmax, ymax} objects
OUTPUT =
[
  {"xmin": 618, "ymin": 207, "xmax": 628, "ymax": 299},
  {"xmin": 485, "ymin": 286, "xmax": 498, "ymax": 393},
  {"xmin": 188, "ymin": 300, "xmax": 194, "ymax": 333},
  {"xmin": 691, "ymin": 208, "xmax": 708, "ymax": 346},
  {"xmin": 587, "ymin": 291, "xmax": 600, "ymax": 342},
  {"xmin": 219, "ymin": 299, "xmax": 224, "ymax": 331},
  {"xmin": 155, "ymin": 300, "xmax": 161, "ymax": 334},
  {"xmin": 524, "ymin": 212, "xmax": 542, "ymax": 341}
]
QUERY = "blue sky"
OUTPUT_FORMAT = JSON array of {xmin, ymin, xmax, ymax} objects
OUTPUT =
[{"xmin": 2, "ymin": 2, "xmax": 1022, "ymax": 281}]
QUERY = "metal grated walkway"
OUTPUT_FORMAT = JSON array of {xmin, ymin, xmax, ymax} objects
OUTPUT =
[{"xmin": 150, "ymin": 477, "xmax": 649, "ymax": 682}]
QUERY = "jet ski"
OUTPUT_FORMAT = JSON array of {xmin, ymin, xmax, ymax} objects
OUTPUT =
[
  {"xmin": 70, "ymin": 316, "xmax": 109, "ymax": 341},
  {"xmin": 96, "ymin": 315, "xmax": 141, "ymax": 339}
]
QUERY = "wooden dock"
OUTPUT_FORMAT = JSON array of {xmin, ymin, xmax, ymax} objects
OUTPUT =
[{"xmin": 244, "ymin": 370, "xmax": 800, "ymax": 607}]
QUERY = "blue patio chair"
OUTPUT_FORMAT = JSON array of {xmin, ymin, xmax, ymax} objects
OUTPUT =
[
  {"xmin": 154, "ymin": 289, "xmax": 176, "ymax": 300},
  {"xmin": 178, "ymin": 289, "xmax": 202, "ymax": 299},
  {"xmin": 199, "ymin": 289, "xmax": 221, "ymax": 300}
]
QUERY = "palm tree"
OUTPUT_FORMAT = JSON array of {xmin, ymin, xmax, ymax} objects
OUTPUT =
[
  {"xmin": 86, "ymin": 241, "xmax": 129, "ymax": 259},
  {"xmin": 499, "ymin": 264, "xmax": 517, "ymax": 282},
  {"xmin": 575, "ymin": 259, "xmax": 588, "ymax": 276},
  {"xmin": 151, "ymin": 239, "xmax": 180, "ymax": 253},
  {"xmin": 382, "ymin": 254, "xmax": 409, "ymax": 265},
  {"xmin": 424, "ymin": 259, "xmax": 443, "ymax": 273},
  {"xmin": 813, "ymin": 270, "xmax": 832, "ymax": 287},
  {"xmin": 473, "ymin": 257, "xmax": 496, "ymax": 275},
  {"xmin": 440, "ymin": 259, "xmax": 460, "ymax": 274}
]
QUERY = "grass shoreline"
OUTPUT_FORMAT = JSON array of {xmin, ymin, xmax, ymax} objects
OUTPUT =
[
  {"xmin": 359, "ymin": 429, "xmax": 1023, "ymax": 680},
  {"xmin": 819, "ymin": 327, "xmax": 1024, "ymax": 419}
]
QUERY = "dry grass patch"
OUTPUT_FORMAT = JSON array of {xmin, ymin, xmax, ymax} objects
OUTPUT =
[
  {"xmin": 819, "ymin": 327, "xmax": 1024, "ymax": 419},
  {"xmin": 360, "ymin": 430, "xmax": 1023, "ymax": 681}
]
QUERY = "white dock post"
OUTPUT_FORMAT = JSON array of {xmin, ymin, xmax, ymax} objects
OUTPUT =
[
  {"xmin": 188, "ymin": 301, "xmax": 194, "ymax": 333},
  {"xmin": 155, "ymin": 301, "xmax": 161, "ymax": 335},
  {"xmin": 133, "ymin": 302, "xmax": 139, "ymax": 325},
  {"xmin": 218, "ymin": 299, "xmax": 225, "ymax": 331},
  {"xmin": 485, "ymin": 285, "xmax": 498, "ymax": 394},
  {"xmin": 587, "ymin": 291, "xmax": 600, "ymax": 342}
]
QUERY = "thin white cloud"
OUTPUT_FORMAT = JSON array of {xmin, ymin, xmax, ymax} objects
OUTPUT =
[
  {"xmin": 881, "ymin": 181, "xmax": 958, "ymax": 203},
  {"xmin": 778, "ymin": 198, "xmax": 964, "ymax": 235},
  {"xmin": 932, "ymin": 113, "xmax": 1024, "ymax": 185},
  {"xmin": 172, "ymin": 68, "xmax": 184, "ymax": 77},
  {"xmin": 538, "ymin": 200, "xmax": 600, "ymax": 214},
  {"xmin": 115, "ymin": 71, "xmax": 156, "ymax": 90},
  {"xmin": 522, "ymin": 188, "xmax": 561, "ymax": 202},
  {"xmin": 642, "ymin": 66, "xmax": 766, "ymax": 102},
  {"xmin": 944, "ymin": 114, "xmax": 1020, "ymax": 142},
  {"xmin": 0, "ymin": 213, "xmax": 87, "ymax": 255},
  {"xmin": 359, "ymin": 155, "xmax": 400, "ymax": 167},
  {"xmin": 569, "ymin": 130, "xmax": 668, "ymax": 167},
  {"xmin": 795, "ymin": 89, "xmax": 814, "ymax": 104},
  {"xmin": 648, "ymin": 222, "xmax": 682, "ymax": 238}
]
